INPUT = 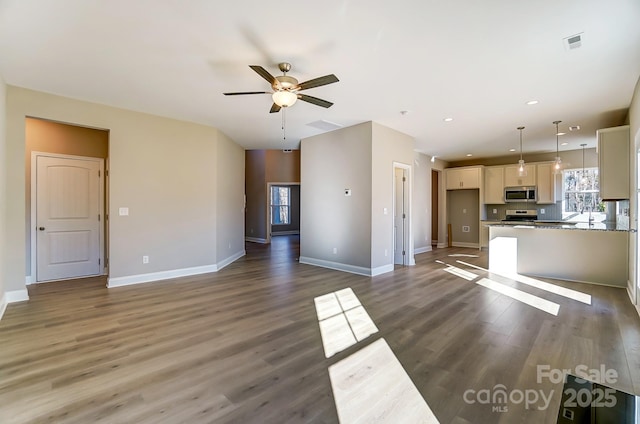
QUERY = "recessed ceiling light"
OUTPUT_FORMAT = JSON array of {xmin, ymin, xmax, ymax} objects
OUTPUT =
[
  {"xmin": 509, "ymin": 148, "xmax": 516, "ymax": 152},
  {"xmin": 526, "ymin": 100, "xmax": 539, "ymax": 105},
  {"xmin": 443, "ymin": 117, "xmax": 454, "ymax": 122},
  {"xmin": 400, "ymin": 110, "xmax": 410, "ymax": 115},
  {"xmin": 561, "ymin": 142, "xmax": 569, "ymax": 146},
  {"xmin": 466, "ymin": 153, "xmax": 473, "ymax": 157},
  {"xmin": 569, "ymin": 125, "xmax": 581, "ymax": 131}
]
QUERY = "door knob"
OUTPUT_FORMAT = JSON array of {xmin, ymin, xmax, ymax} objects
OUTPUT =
[{"xmin": 39, "ymin": 227, "xmax": 45, "ymax": 231}]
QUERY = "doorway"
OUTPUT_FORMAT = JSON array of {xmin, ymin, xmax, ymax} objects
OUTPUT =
[
  {"xmin": 26, "ymin": 118, "xmax": 109, "ymax": 284},
  {"xmin": 431, "ymin": 169, "xmax": 440, "ymax": 247},
  {"xmin": 393, "ymin": 164, "xmax": 411, "ymax": 266},
  {"xmin": 266, "ymin": 183, "xmax": 301, "ymax": 244}
]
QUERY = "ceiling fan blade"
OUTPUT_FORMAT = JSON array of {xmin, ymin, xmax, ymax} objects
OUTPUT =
[
  {"xmin": 296, "ymin": 74, "xmax": 339, "ymax": 91},
  {"xmin": 270, "ymin": 103, "xmax": 282, "ymax": 113},
  {"xmin": 298, "ymin": 94, "xmax": 333, "ymax": 108},
  {"xmin": 223, "ymin": 91, "xmax": 270, "ymax": 96},
  {"xmin": 249, "ymin": 65, "xmax": 278, "ymax": 87}
]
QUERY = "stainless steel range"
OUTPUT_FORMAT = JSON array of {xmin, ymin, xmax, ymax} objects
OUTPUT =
[{"xmin": 503, "ymin": 209, "xmax": 538, "ymax": 222}]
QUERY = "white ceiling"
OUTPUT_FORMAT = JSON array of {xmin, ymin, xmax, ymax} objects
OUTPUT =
[{"xmin": 1, "ymin": 0, "xmax": 639, "ymax": 162}]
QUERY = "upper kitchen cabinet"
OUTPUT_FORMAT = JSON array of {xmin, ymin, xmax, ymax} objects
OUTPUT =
[
  {"xmin": 536, "ymin": 162, "xmax": 556, "ymax": 204},
  {"xmin": 445, "ymin": 166, "xmax": 482, "ymax": 190},
  {"xmin": 504, "ymin": 164, "xmax": 536, "ymax": 187},
  {"xmin": 598, "ymin": 125, "xmax": 630, "ymax": 200},
  {"xmin": 484, "ymin": 166, "xmax": 505, "ymax": 204}
]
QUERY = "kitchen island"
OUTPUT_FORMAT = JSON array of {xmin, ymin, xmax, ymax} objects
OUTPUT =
[{"xmin": 488, "ymin": 223, "xmax": 629, "ymax": 287}]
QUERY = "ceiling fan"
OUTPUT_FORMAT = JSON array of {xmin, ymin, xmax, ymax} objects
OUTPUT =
[{"xmin": 223, "ymin": 63, "xmax": 339, "ymax": 113}]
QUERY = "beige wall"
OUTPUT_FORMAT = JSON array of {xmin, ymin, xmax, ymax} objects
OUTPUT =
[
  {"xmin": 216, "ymin": 131, "xmax": 245, "ymax": 263},
  {"xmin": 0, "ymin": 75, "xmax": 6, "ymax": 300},
  {"xmin": 4, "ymin": 86, "xmax": 244, "ymax": 292},
  {"xmin": 301, "ymin": 122, "xmax": 373, "ymax": 270},
  {"xmin": 371, "ymin": 122, "xmax": 415, "ymax": 269},
  {"xmin": 25, "ymin": 118, "xmax": 109, "ymax": 276}
]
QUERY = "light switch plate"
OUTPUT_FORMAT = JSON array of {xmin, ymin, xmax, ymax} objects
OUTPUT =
[{"xmin": 119, "ymin": 207, "xmax": 129, "ymax": 216}]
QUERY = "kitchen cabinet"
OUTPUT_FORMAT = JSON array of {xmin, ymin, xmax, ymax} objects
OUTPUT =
[
  {"xmin": 536, "ymin": 162, "xmax": 556, "ymax": 204},
  {"xmin": 598, "ymin": 125, "xmax": 630, "ymax": 200},
  {"xmin": 504, "ymin": 164, "xmax": 536, "ymax": 187},
  {"xmin": 484, "ymin": 166, "xmax": 505, "ymax": 204},
  {"xmin": 445, "ymin": 166, "xmax": 482, "ymax": 190}
]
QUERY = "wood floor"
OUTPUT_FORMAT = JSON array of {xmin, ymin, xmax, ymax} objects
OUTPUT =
[{"xmin": 2, "ymin": 235, "xmax": 640, "ymax": 423}]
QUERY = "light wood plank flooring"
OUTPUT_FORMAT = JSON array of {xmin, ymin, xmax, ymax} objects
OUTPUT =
[{"xmin": 1, "ymin": 236, "xmax": 640, "ymax": 423}]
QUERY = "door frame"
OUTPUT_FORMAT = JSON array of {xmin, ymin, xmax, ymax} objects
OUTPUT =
[
  {"xmin": 265, "ymin": 182, "xmax": 301, "ymax": 244},
  {"xmin": 30, "ymin": 152, "xmax": 106, "ymax": 283},
  {"xmin": 392, "ymin": 162, "xmax": 413, "ymax": 266}
]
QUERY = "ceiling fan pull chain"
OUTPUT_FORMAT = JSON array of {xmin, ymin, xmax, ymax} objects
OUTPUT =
[{"xmin": 282, "ymin": 108, "xmax": 286, "ymax": 140}]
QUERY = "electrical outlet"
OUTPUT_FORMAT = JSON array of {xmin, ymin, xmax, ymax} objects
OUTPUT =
[
  {"xmin": 142, "ymin": 255, "xmax": 149, "ymax": 264},
  {"xmin": 463, "ymin": 208, "xmax": 467, "ymax": 214},
  {"xmin": 493, "ymin": 208, "xmax": 497, "ymax": 214},
  {"xmin": 384, "ymin": 249, "xmax": 388, "ymax": 257},
  {"xmin": 540, "ymin": 209, "xmax": 546, "ymax": 214},
  {"xmin": 333, "ymin": 247, "xmax": 338, "ymax": 254},
  {"xmin": 462, "ymin": 226, "xmax": 470, "ymax": 232}
]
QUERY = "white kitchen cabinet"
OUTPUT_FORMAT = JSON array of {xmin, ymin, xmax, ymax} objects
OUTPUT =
[
  {"xmin": 484, "ymin": 166, "xmax": 505, "ymax": 204},
  {"xmin": 536, "ymin": 162, "xmax": 556, "ymax": 204},
  {"xmin": 504, "ymin": 164, "xmax": 536, "ymax": 187},
  {"xmin": 598, "ymin": 125, "xmax": 630, "ymax": 200},
  {"xmin": 445, "ymin": 166, "xmax": 482, "ymax": 190}
]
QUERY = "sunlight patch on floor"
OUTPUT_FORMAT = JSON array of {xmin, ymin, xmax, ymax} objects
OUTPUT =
[
  {"xmin": 314, "ymin": 288, "xmax": 378, "ymax": 358},
  {"xmin": 476, "ymin": 277, "xmax": 560, "ymax": 316},
  {"xmin": 329, "ymin": 338, "xmax": 440, "ymax": 423},
  {"xmin": 457, "ymin": 260, "xmax": 592, "ymax": 305}
]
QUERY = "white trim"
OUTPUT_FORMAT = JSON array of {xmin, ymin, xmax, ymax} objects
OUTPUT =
[
  {"xmin": 31, "ymin": 152, "xmax": 105, "ymax": 283},
  {"xmin": 437, "ymin": 242, "xmax": 448, "ymax": 248},
  {"xmin": 216, "ymin": 250, "xmax": 246, "ymax": 271},
  {"xmin": 414, "ymin": 246, "xmax": 433, "ymax": 254},
  {"xmin": 245, "ymin": 237, "xmax": 268, "ymax": 244},
  {"xmin": 300, "ymin": 256, "xmax": 388, "ymax": 277},
  {"xmin": 26, "ymin": 275, "xmax": 35, "ymax": 285},
  {"xmin": 452, "ymin": 242, "xmax": 480, "ymax": 249},
  {"xmin": 106, "ymin": 250, "xmax": 246, "ymax": 288},
  {"xmin": 6, "ymin": 290, "xmax": 29, "ymax": 303},
  {"xmin": 371, "ymin": 264, "xmax": 394, "ymax": 276},
  {"xmin": 271, "ymin": 230, "xmax": 300, "ymax": 236},
  {"xmin": 0, "ymin": 294, "xmax": 6, "ymax": 321},
  {"xmin": 107, "ymin": 264, "xmax": 219, "ymax": 288}
]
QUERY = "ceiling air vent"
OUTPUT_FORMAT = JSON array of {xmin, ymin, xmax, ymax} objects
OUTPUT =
[
  {"xmin": 564, "ymin": 32, "xmax": 584, "ymax": 51},
  {"xmin": 306, "ymin": 120, "xmax": 343, "ymax": 132}
]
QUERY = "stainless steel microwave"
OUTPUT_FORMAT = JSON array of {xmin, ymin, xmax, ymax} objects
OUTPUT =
[{"xmin": 504, "ymin": 186, "xmax": 537, "ymax": 203}]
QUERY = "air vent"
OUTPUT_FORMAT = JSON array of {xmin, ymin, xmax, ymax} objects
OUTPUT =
[
  {"xmin": 306, "ymin": 120, "xmax": 343, "ymax": 131},
  {"xmin": 282, "ymin": 149, "xmax": 292, "ymax": 153},
  {"xmin": 564, "ymin": 32, "xmax": 584, "ymax": 50}
]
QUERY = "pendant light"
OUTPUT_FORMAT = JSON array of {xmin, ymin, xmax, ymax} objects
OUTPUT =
[
  {"xmin": 553, "ymin": 120, "xmax": 562, "ymax": 174},
  {"xmin": 580, "ymin": 143, "xmax": 587, "ymax": 188},
  {"xmin": 517, "ymin": 126, "xmax": 527, "ymax": 177}
]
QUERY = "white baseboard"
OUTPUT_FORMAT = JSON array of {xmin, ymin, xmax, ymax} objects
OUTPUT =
[
  {"xmin": 437, "ymin": 242, "xmax": 447, "ymax": 248},
  {"xmin": 271, "ymin": 230, "xmax": 300, "ymax": 236},
  {"xmin": 371, "ymin": 264, "xmax": 394, "ymax": 276},
  {"xmin": 451, "ymin": 242, "xmax": 480, "ymax": 249},
  {"xmin": 107, "ymin": 250, "xmax": 246, "ymax": 288},
  {"xmin": 216, "ymin": 250, "xmax": 246, "ymax": 271},
  {"xmin": 414, "ymin": 246, "xmax": 433, "ymax": 255},
  {"xmin": 299, "ymin": 257, "xmax": 395, "ymax": 277},
  {"xmin": 0, "ymin": 294, "xmax": 6, "ymax": 321},
  {"xmin": 245, "ymin": 237, "xmax": 267, "ymax": 244},
  {"xmin": 7, "ymin": 289, "xmax": 29, "ymax": 302}
]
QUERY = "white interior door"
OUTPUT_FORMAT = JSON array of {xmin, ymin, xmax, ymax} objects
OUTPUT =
[
  {"xmin": 36, "ymin": 156, "xmax": 102, "ymax": 281},
  {"xmin": 394, "ymin": 167, "xmax": 407, "ymax": 265}
]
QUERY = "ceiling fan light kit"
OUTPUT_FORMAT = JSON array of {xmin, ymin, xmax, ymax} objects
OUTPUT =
[{"xmin": 224, "ymin": 62, "xmax": 338, "ymax": 113}]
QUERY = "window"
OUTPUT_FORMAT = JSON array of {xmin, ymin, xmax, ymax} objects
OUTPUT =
[
  {"xmin": 270, "ymin": 186, "xmax": 290, "ymax": 225},
  {"xmin": 562, "ymin": 167, "xmax": 605, "ymax": 220}
]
